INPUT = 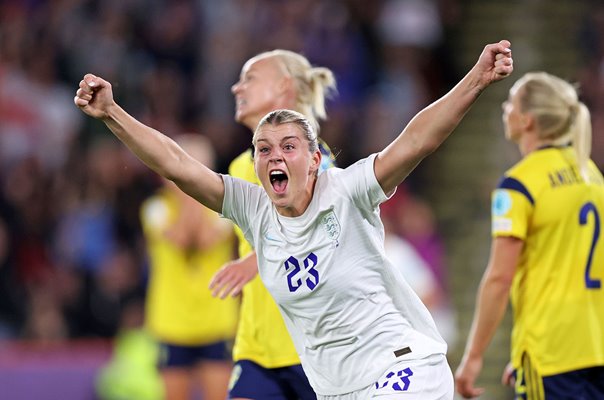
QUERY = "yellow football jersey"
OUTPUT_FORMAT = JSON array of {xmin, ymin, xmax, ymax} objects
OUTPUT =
[
  {"xmin": 229, "ymin": 149, "xmax": 301, "ymax": 367},
  {"xmin": 230, "ymin": 143, "xmax": 336, "ymax": 368},
  {"xmin": 141, "ymin": 188, "xmax": 239, "ymax": 346},
  {"xmin": 491, "ymin": 146, "xmax": 604, "ymax": 376}
]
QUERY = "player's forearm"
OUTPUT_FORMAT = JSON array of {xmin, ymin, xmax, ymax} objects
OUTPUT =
[
  {"xmin": 465, "ymin": 273, "xmax": 511, "ymax": 359},
  {"xmin": 102, "ymin": 103, "xmax": 186, "ymax": 181}
]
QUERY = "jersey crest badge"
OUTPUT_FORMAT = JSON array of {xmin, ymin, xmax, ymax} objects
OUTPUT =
[{"xmin": 321, "ymin": 210, "xmax": 341, "ymax": 242}]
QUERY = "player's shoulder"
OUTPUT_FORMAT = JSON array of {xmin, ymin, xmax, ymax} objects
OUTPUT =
[
  {"xmin": 507, "ymin": 153, "xmax": 538, "ymax": 176},
  {"xmin": 502, "ymin": 149, "xmax": 553, "ymax": 189}
]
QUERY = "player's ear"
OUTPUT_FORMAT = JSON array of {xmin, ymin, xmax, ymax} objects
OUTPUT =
[
  {"xmin": 522, "ymin": 112, "xmax": 535, "ymax": 131},
  {"xmin": 278, "ymin": 75, "xmax": 294, "ymax": 97},
  {"xmin": 310, "ymin": 149, "xmax": 321, "ymax": 176}
]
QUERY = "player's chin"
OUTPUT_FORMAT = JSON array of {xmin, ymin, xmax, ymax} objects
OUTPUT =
[
  {"xmin": 269, "ymin": 192, "xmax": 289, "ymax": 208},
  {"xmin": 270, "ymin": 191, "xmax": 286, "ymax": 202}
]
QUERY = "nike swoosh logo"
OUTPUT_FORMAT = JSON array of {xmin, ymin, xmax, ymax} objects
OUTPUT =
[{"xmin": 265, "ymin": 234, "xmax": 281, "ymax": 242}]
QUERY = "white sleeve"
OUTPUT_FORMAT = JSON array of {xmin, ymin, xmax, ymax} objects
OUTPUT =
[
  {"xmin": 220, "ymin": 174, "xmax": 264, "ymax": 245},
  {"xmin": 339, "ymin": 153, "xmax": 395, "ymax": 211}
]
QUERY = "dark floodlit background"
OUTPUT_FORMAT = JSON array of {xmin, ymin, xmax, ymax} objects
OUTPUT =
[{"xmin": 0, "ymin": 0, "xmax": 602, "ymax": 399}]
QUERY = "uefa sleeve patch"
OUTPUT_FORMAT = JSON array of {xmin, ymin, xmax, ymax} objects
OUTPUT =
[
  {"xmin": 492, "ymin": 189, "xmax": 512, "ymax": 217},
  {"xmin": 492, "ymin": 217, "xmax": 513, "ymax": 232}
]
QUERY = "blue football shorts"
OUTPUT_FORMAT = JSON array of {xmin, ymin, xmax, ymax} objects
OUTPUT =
[
  {"xmin": 228, "ymin": 359, "xmax": 316, "ymax": 400},
  {"xmin": 514, "ymin": 361, "xmax": 604, "ymax": 399},
  {"xmin": 159, "ymin": 340, "xmax": 231, "ymax": 368}
]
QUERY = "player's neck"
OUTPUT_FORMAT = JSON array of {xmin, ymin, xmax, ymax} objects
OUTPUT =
[{"xmin": 519, "ymin": 131, "xmax": 547, "ymax": 156}]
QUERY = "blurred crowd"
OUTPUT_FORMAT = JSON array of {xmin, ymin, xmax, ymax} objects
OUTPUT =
[
  {"xmin": 578, "ymin": 1, "xmax": 604, "ymax": 167},
  {"xmin": 0, "ymin": 0, "xmax": 603, "ymax": 355},
  {"xmin": 0, "ymin": 0, "xmax": 462, "ymax": 345}
]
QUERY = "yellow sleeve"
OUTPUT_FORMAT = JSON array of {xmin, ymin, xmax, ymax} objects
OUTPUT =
[{"xmin": 491, "ymin": 177, "xmax": 534, "ymax": 240}]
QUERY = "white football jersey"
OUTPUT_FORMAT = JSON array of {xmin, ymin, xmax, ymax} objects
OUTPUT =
[{"xmin": 221, "ymin": 153, "xmax": 446, "ymax": 395}]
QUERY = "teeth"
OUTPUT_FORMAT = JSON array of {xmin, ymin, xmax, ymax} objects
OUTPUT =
[{"xmin": 271, "ymin": 171, "xmax": 281, "ymax": 176}]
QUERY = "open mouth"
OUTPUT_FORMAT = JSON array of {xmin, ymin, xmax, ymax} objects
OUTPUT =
[{"xmin": 270, "ymin": 170, "xmax": 288, "ymax": 193}]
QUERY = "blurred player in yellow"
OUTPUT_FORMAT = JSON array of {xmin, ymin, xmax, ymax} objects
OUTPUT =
[
  {"xmin": 209, "ymin": 50, "xmax": 336, "ymax": 399},
  {"xmin": 456, "ymin": 72, "xmax": 604, "ymax": 399},
  {"xmin": 141, "ymin": 134, "xmax": 239, "ymax": 400}
]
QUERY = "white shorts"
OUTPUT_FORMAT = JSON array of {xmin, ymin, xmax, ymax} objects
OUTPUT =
[{"xmin": 317, "ymin": 353, "xmax": 453, "ymax": 400}]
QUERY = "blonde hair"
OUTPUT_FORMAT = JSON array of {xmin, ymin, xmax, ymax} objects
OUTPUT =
[
  {"xmin": 252, "ymin": 50, "xmax": 336, "ymax": 134},
  {"xmin": 513, "ymin": 72, "xmax": 592, "ymax": 180},
  {"xmin": 253, "ymin": 109, "xmax": 318, "ymax": 154}
]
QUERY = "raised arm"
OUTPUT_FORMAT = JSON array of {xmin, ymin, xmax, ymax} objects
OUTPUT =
[
  {"xmin": 74, "ymin": 74, "xmax": 225, "ymax": 213},
  {"xmin": 375, "ymin": 40, "xmax": 513, "ymax": 194}
]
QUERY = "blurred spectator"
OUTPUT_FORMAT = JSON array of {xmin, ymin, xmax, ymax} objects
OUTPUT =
[
  {"xmin": 383, "ymin": 188, "xmax": 448, "ymax": 288},
  {"xmin": 53, "ymin": 139, "xmax": 122, "ymax": 276},
  {"xmin": 302, "ymin": 0, "xmax": 381, "ymax": 167},
  {"xmin": 96, "ymin": 328, "xmax": 164, "ymax": 400},
  {"xmin": 577, "ymin": 1, "xmax": 604, "ymax": 167},
  {"xmin": 0, "ymin": 213, "xmax": 26, "ymax": 338},
  {"xmin": 51, "ymin": 137, "xmax": 149, "ymax": 338},
  {"xmin": 22, "ymin": 283, "xmax": 69, "ymax": 344},
  {"xmin": 2, "ymin": 156, "xmax": 58, "ymax": 305},
  {"xmin": 96, "ymin": 297, "xmax": 164, "ymax": 400},
  {"xmin": 360, "ymin": 0, "xmax": 444, "ymax": 157},
  {"xmin": 382, "ymin": 189, "xmax": 457, "ymax": 347},
  {"xmin": 141, "ymin": 134, "xmax": 238, "ymax": 400},
  {"xmin": 398, "ymin": 196, "xmax": 448, "ymax": 286},
  {"xmin": 0, "ymin": 1, "xmax": 83, "ymax": 170}
]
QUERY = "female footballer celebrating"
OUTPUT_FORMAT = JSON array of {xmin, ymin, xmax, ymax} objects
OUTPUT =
[{"xmin": 75, "ymin": 40, "xmax": 513, "ymax": 399}]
